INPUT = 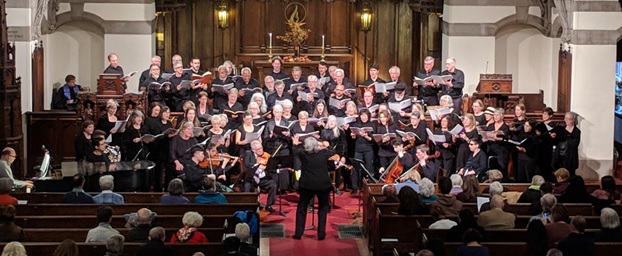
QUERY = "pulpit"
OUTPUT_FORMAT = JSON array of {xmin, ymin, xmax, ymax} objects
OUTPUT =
[
  {"xmin": 477, "ymin": 74, "xmax": 512, "ymax": 93},
  {"xmin": 97, "ymin": 74, "xmax": 123, "ymax": 95},
  {"xmin": 464, "ymin": 73, "xmax": 548, "ymax": 115}
]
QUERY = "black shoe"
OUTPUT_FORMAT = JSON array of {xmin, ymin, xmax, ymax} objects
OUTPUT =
[
  {"xmin": 307, "ymin": 205, "xmax": 314, "ymax": 212},
  {"xmin": 335, "ymin": 189, "xmax": 342, "ymax": 195},
  {"xmin": 293, "ymin": 235, "xmax": 302, "ymax": 240},
  {"xmin": 318, "ymin": 234, "xmax": 325, "ymax": 241},
  {"xmin": 266, "ymin": 206, "xmax": 276, "ymax": 213}
]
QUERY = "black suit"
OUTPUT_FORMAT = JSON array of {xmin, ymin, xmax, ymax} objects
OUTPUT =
[
  {"xmin": 293, "ymin": 146, "xmax": 334, "ymax": 239},
  {"xmin": 243, "ymin": 151, "xmax": 276, "ymax": 206}
]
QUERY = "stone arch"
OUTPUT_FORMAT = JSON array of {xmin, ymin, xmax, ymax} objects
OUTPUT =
[
  {"xmin": 616, "ymin": 25, "xmax": 622, "ymax": 43},
  {"xmin": 50, "ymin": 11, "xmax": 105, "ymax": 36},
  {"xmin": 493, "ymin": 14, "xmax": 547, "ymax": 37}
]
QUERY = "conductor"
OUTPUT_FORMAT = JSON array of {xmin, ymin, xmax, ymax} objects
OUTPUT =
[{"xmin": 292, "ymin": 136, "xmax": 335, "ymax": 241}]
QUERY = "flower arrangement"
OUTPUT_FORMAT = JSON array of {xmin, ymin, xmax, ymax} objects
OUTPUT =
[{"xmin": 277, "ymin": 19, "xmax": 312, "ymax": 62}]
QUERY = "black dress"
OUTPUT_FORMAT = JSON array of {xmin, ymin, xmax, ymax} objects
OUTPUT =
[
  {"xmin": 124, "ymin": 124, "xmax": 149, "ymax": 161},
  {"xmin": 74, "ymin": 132, "xmax": 92, "ymax": 162},
  {"xmin": 96, "ymin": 114, "xmax": 121, "ymax": 146}
]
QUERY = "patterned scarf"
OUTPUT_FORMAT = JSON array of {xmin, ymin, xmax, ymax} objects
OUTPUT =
[{"xmin": 175, "ymin": 226, "xmax": 196, "ymax": 243}]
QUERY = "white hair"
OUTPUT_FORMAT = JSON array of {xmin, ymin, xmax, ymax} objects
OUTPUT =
[
  {"xmin": 419, "ymin": 178, "xmax": 435, "ymax": 197},
  {"xmin": 182, "ymin": 211, "xmax": 203, "ymax": 227},
  {"xmin": 450, "ymin": 174, "xmax": 463, "ymax": 187},
  {"xmin": 601, "ymin": 207, "xmax": 620, "ymax": 229},
  {"xmin": 250, "ymin": 93, "xmax": 267, "ymax": 113},
  {"xmin": 304, "ymin": 137, "xmax": 319, "ymax": 153},
  {"xmin": 99, "ymin": 175, "xmax": 115, "ymax": 191},
  {"xmin": 531, "ymin": 175, "xmax": 545, "ymax": 186},
  {"xmin": 489, "ymin": 181, "xmax": 503, "ymax": 196},
  {"xmin": 440, "ymin": 95, "xmax": 453, "ymax": 107}
]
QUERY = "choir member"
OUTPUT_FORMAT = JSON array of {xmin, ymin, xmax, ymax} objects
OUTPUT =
[
  {"xmin": 250, "ymin": 93, "xmax": 269, "ymax": 115},
  {"xmin": 344, "ymin": 101, "xmax": 359, "ymax": 119},
  {"xmin": 170, "ymin": 61, "xmax": 192, "ymax": 111},
  {"xmin": 103, "ymin": 53, "xmax": 130, "ymax": 91},
  {"xmin": 414, "ymin": 56, "xmax": 441, "ymax": 105},
  {"xmin": 312, "ymin": 100, "xmax": 330, "ymax": 119},
  {"xmin": 515, "ymin": 119, "xmax": 539, "ymax": 182},
  {"xmin": 376, "ymin": 110, "xmax": 398, "ymax": 169},
  {"xmin": 441, "ymin": 57, "xmax": 465, "ymax": 112},
  {"xmin": 402, "ymin": 111, "xmax": 428, "ymax": 156},
  {"xmin": 351, "ymin": 109, "xmax": 376, "ymax": 193},
  {"xmin": 149, "ymin": 105, "xmax": 173, "ymax": 192},
  {"xmin": 235, "ymin": 67, "xmax": 260, "ymax": 106},
  {"xmin": 320, "ymin": 115, "xmax": 349, "ymax": 193},
  {"xmin": 267, "ymin": 57, "xmax": 288, "ymax": 80},
  {"xmin": 360, "ymin": 91, "xmax": 377, "ymax": 115},
  {"xmin": 483, "ymin": 106, "xmax": 495, "ymax": 127},
  {"xmin": 167, "ymin": 122, "xmax": 198, "ymax": 187},
  {"xmin": 247, "ymin": 102, "xmax": 264, "ymax": 125},
  {"xmin": 139, "ymin": 55, "xmax": 161, "ymax": 86},
  {"xmin": 220, "ymin": 88, "xmax": 245, "ymax": 129},
  {"xmin": 188, "ymin": 57, "xmax": 204, "ymax": 75},
  {"xmin": 164, "ymin": 54, "xmax": 182, "ymax": 73},
  {"xmin": 327, "ymin": 69, "xmax": 355, "ymax": 100},
  {"xmin": 235, "ymin": 111, "xmax": 261, "ymax": 156},
  {"xmin": 552, "ymin": 112, "xmax": 581, "ymax": 176},
  {"xmin": 263, "ymin": 104, "xmax": 294, "ymax": 189},
  {"xmin": 328, "ymin": 84, "xmax": 350, "ymax": 117},
  {"xmin": 223, "ymin": 60, "xmax": 237, "ymax": 77},
  {"xmin": 483, "ymin": 108, "xmax": 510, "ymax": 178},
  {"xmin": 472, "ymin": 99, "xmax": 486, "ymax": 126},
  {"xmin": 361, "ymin": 63, "xmax": 388, "ymax": 104},
  {"xmin": 511, "ymin": 103, "xmax": 527, "ymax": 133},
  {"xmin": 177, "ymin": 106, "xmax": 201, "ymax": 129},
  {"xmin": 316, "ymin": 61, "xmax": 329, "ymax": 80},
  {"xmin": 298, "ymin": 75, "xmax": 325, "ymax": 113},
  {"xmin": 387, "ymin": 82, "xmax": 410, "ymax": 124},
  {"xmin": 144, "ymin": 103, "xmax": 162, "ymax": 135},
  {"xmin": 263, "ymin": 76, "xmax": 276, "ymax": 100},
  {"xmin": 196, "ymin": 92, "xmax": 213, "ymax": 122},
  {"xmin": 291, "ymin": 111, "xmax": 317, "ymax": 185},
  {"xmin": 434, "ymin": 115, "xmax": 457, "ymax": 174},
  {"xmin": 76, "ymin": 120, "xmax": 95, "ymax": 163},
  {"xmin": 210, "ymin": 65, "xmax": 234, "ymax": 112},
  {"xmin": 455, "ymin": 114, "xmax": 482, "ymax": 172},
  {"xmin": 281, "ymin": 100, "xmax": 298, "ymax": 122},
  {"xmin": 96, "ymin": 99, "xmax": 121, "ymax": 145},
  {"xmin": 243, "ymin": 141, "xmax": 277, "ymax": 213},
  {"xmin": 124, "ymin": 110, "xmax": 148, "ymax": 161},
  {"xmin": 267, "ymin": 80, "xmax": 293, "ymax": 109},
  {"xmin": 144, "ymin": 64, "xmax": 166, "ymax": 106},
  {"xmin": 287, "ymin": 66, "xmax": 307, "ymax": 93},
  {"xmin": 207, "ymin": 115, "xmax": 231, "ymax": 151},
  {"xmin": 457, "ymin": 138, "xmax": 487, "ymax": 177}
]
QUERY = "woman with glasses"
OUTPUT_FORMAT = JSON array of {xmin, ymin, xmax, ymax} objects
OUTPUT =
[
  {"xmin": 457, "ymin": 138, "xmax": 487, "ymax": 177},
  {"xmin": 455, "ymin": 114, "xmax": 481, "ymax": 173}
]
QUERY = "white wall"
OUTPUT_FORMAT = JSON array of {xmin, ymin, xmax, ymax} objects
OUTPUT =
[
  {"xmin": 442, "ymin": 35, "xmax": 496, "ymax": 94},
  {"xmin": 43, "ymin": 23, "xmax": 105, "ymax": 109},
  {"xmin": 571, "ymin": 44, "xmax": 617, "ymax": 179},
  {"xmin": 495, "ymin": 25, "xmax": 558, "ymax": 108},
  {"xmin": 6, "ymin": 6, "xmax": 34, "ymax": 112},
  {"xmin": 104, "ymin": 34, "xmax": 154, "ymax": 93}
]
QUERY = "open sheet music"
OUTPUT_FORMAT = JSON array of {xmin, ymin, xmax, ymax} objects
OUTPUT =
[
  {"xmin": 413, "ymin": 75, "xmax": 453, "ymax": 85},
  {"xmin": 429, "ymin": 107, "xmax": 452, "ymax": 121},
  {"xmin": 296, "ymin": 131, "xmax": 319, "ymax": 141},
  {"xmin": 350, "ymin": 127, "xmax": 373, "ymax": 136},
  {"xmin": 212, "ymin": 83, "xmax": 234, "ymax": 93},
  {"xmin": 329, "ymin": 98, "xmax": 351, "ymax": 108},
  {"xmin": 426, "ymin": 128, "xmax": 446, "ymax": 144},
  {"xmin": 449, "ymin": 124, "xmax": 464, "ymax": 135},
  {"xmin": 245, "ymin": 126, "xmax": 265, "ymax": 141},
  {"xmin": 374, "ymin": 82, "xmax": 396, "ymax": 93},
  {"xmin": 372, "ymin": 133, "xmax": 397, "ymax": 143},
  {"xmin": 388, "ymin": 100, "xmax": 412, "ymax": 113},
  {"xmin": 273, "ymin": 120, "xmax": 298, "ymax": 134},
  {"xmin": 336, "ymin": 116, "xmax": 358, "ymax": 127},
  {"xmin": 298, "ymin": 91, "xmax": 318, "ymax": 102},
  {"xmin": 290, "ymin": 82, "xmax": 307, "ymax": 91},
  {"xmin": 396, "ymin": 130, "xmax": 421, "ymax": 141},
  {"xmin": 122, "ymin": 71, "xmax": 138, "ymax": 80}
]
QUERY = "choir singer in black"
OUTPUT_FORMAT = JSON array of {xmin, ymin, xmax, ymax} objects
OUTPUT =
[{"xmin": 292, "ymin": 136, "xmax": 335, "ymax": 241}]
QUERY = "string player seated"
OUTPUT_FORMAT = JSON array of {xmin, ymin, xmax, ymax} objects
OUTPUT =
[
  {"xmin": 413, "ymin": 144, "xmax": 440, "ymax": 182},
  {"xmin": 243, "ymin": 141, "xmax": 277, "ymax": 213},
  {"xmin": 203, "ymin": 142, "xmax": 237, "ymax": 187},
  {"xmin": 379, "ymin": 139, "xmax": 415, "ymax": 175}
]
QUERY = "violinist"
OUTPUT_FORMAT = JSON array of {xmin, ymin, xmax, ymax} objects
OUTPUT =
[
  {"xmin": 413, "ymin": 144, "xmax": 439, "ymax": 182},
  {"xmin": 182, "ymin": 145, "xmax": 207, "ymax": 192},
  {"xmin": 243, "ymin": 141, "xmax": 277, "ymax": 213}
]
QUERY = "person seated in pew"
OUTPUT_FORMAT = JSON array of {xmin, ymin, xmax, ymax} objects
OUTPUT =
[
  {"xmin": 170, "ymin": 211, "xmax": 209, "ymax": 243},
  {"xmin": 591, "ymin": 175, "xmax": 621, "ymax": 202},
  {"xmin": 449, "ymin": 174, "xmax": 463, "ymax": 195},
  {"xmin": 558, "ymin": 175, "xmax": 598, "ymax": 206},
  {"xmin": 52, "ymin": 239, "xmax": 78, "ymax": 256},
  {"xmin": 380, "ymin": 184, "xmax": 398, "ymax": 203},
  {"xmin": 428, "ymin": 205, "xmax": 458, "ymax": 229},
  {"xmin": 160, "ymin": 178, "xmax": 190, "ymax": 204},
  {"xmin": 456, "ymin": 175, "xmax": 481, "ymax": 203},
  {"xmin": 194, "ymin": 176, "xmax": 228, "ymax": 204},
  {"xmin": 137, "ymin": 226, "xmax": 175, "ymax": 256},
  {"xmin": 456, "ymin": 228, "xmax": 490, "ymax": 256},
  {"xmin": 0, "ymin": 178, "xmax": 17, "ymax": 205},
  {"xmin": 430, "ymin": 176, "xmax": 463, "ymax": 216},
  {"xmin": 528, "ymin": 193, "xmax": 557, "ymax": 226},
  {"xmin": 86, "ymin": 206, "xmax": 120, "ymax": 243},
  {"xmin": 553, "ymin": 168, "xmax": 570, "ymax": 194},
  {"xmin": 397, "ymin": 186, "xmax": 428, "ymax": 215},
  {"xmin": 2, "ymin": 242, "xmax": 26, "ymax": 256},
  {"xmin": 93, "ymin": 175, "xmax": 125, "ymax": 204},
  {"xmin": 477, "ymin": 195, "xmax": 515, "ymax": 230},
  {"xmin": 594, "ymin": 207, "xmax": 622, "ymax": 242},
  {"xmin": 63, "ymin": 174, "xmax": 95, "ymax": 204},
  {"xmin": 479, "ymin": 182, "xmax": 505, "ymax": 213},
  {"xmin": 236, "ymin": 223, "xmax": 258, "ymax": 256},
  {"xmin": 527, "ymin": 182, "xmax": 554, "ymax": 216},
  {"xmin": 547, "ymin": 249, "xmax": 563, "ymax": 256},
  {"xmin": 419, "ymin": 178, "xmax": 439, "ymax": 204},
  {"xmin": 446, "ymin": 209, "xmax": 487, "ymax": 242},
  {"xmin": 545, "ymin": 204, "xmax": 572, "ymax": 245},
  {"xmin": 105, "ymin": 234, "xmax": 125, "ymax": 256},
  {"xmin": 518, "ymin": 175, "xmax": 546, "ymax": 204},
  {"xmin": 558, "ymin": 216, "xmax": 595, "ymax": 256},
  {"xmin": 125, "ymin": 208, "xmax": 153, "ymax": 243},
  {"xmin": 415, "ymin": 249, "xmax": 434, "ymax": 256},
  {"xmin": 222, "ymin": 236, "xmax": 249, "ymax": 256},
  {"xmin": 524, "ymin": 219, "xmax": 549, "ymax": 256},
  {"xmin": 0, "ymin": 204, "xmax": 25, "ymax": 242}
]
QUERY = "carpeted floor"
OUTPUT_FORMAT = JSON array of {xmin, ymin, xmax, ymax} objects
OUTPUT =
[{"xmin": 259, "ymin": 190, "xmax": 366, "ymax": 256}]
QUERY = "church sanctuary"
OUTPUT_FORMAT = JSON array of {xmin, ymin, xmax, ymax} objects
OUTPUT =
[{"xmin": 3, "ymin": 0, "xmax": 622, "ymax": 255}]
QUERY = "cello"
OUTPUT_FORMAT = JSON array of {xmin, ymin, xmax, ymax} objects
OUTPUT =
[{"xmin": 379, "ymin": 156, "xmax": 404, "ymax": 184}]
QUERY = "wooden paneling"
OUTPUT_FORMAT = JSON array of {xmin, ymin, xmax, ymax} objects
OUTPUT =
[{"xmin": 25, "ymin": 112, "xmax": 81, "ymax": 177}]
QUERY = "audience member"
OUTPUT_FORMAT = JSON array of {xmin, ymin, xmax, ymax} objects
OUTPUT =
[
  {"xmin": 528, "ymin": 182, "xmax": 554, "ymax": 216},
  {"xmin": 591, "ymin": 175, "xmax": 621, "ymax": 202},
  {"xmin": 161, "ymin": 178, "xmax": 190, "ymax": 204},
  {"xmin": 558, "ymin": 216, "xmax": 595, "ymax": 256},
  {"xmin": 397, "ymin": 186, "xmax": 427, "ymax": 215},
  {"xmin": 424, "ymin": 238, "xmax": 446, "ymax": 256},
  {"xmin": 105, "ymin": 234, "xmax": 125, "ymax": 256},
  {"xmin": 415, "ymin": 249, "xmax": 434, "ymax": 256},
  {"xmin": 546, "ymin": 249, "xmax": 563, "ymax": 256},
  {"xmin": 170, "ymin": 211, "xmax": 208, "ymax": 243},
  {"xmin": 553, "ymin": 168, "xmax": 570, "ymax": 194},
  {"xmin": 0, "ymin": 204, "xmax": 25, "ymax": 242},
  {"xmin": 449, "ymin": 174, "xmax": 463, "ymax": 195},
  {"xmin": 529, "ymin": 193, "xmax": 557, "ymax": 226},
  {"xmin": 594, "ymin": 207, "xmax": 622, "ymax": 242},
  {"xmin": 380, "ymin": 184, "xmax": 398, "ymax": 203},
  {"xmin": 545, "ymin": 204, "xmax": 572, "ymax": 244},
  {"xmin": 446, "ymin": 209, "xmax": 486, "ymax": 242},
  {"xmin": 428, "ymin": 205, "xmax": 457, "ymax": 229},
  {"xmin": 558, "ymin": 176, "xmax": 596, "ymax": 205},
  {"xmin": 236, "ymin": 223, "xmax": 257, "ymax": 256},
  {"xmin": 478, "ymin": 181, "xmax": 503, "ymax": 212},
  {"xmin": 456, "ymin": 228, "xmax": 489, "ymax": 256},
  {"xmin": 430, "ymin": 176, "xmax": 463, "ymax": 216},
  {"xmin": 63, "ymin": 174, "xmax": 95, "ymax": 204},
  {"xmin": 194, "ymin": 177, "xmax": 228, "ymax": 204},
  {"xmin": 419, "ymin": 178, "xmax": 439, "ymax": 204},
  {"xmin": 456, "ymin": 175, "xmax": 480, "ymax": 203},
  {"xmin": 126, "ymin": 208, "xmax": 154, "ymax": 242},
  {"xmin": 518, "ymin": 175, "xmax": 545, "ymax": 203},
  {"xmin": 524, "ymin": 219, "xmax": 548, "ymax": 256},
  {"xmin": 222, "ymin": 236, "xmax": 249, "ymax": 256},
  {"xmin": 192, "ymin": 253, "xmax": 205, "ymax": 256},
  {"xmin": 0, "ymin": 178, "xmax": 17, "ymax": 205},
  {"xmin": 86, "ymin": 206, "xmax": 120, "ymax": 242},
  {"xmin": 52, "ymin": 239, "xmax": 78, "ymax": 256},
  {"xmin": 1, "ymin": 241, "xmax": 26, "ymax": 256},
  {"xmin": 93, "ymin": 175, "xmax": 125, "ymax": 204},
  {"xmin": 477, "ymin": 195, "xmax": 515, "ymax": 230},
  {"xmin": 483, "ymin": 169, "xmax": 504, "ymax": 184},
  {"xmin": 136, "ymin": 227, "xmax": 175, "ymax": 256}
]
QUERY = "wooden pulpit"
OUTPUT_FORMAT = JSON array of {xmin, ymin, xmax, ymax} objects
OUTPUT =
[
  {"xmin": 97, "ymin": 74, "xmax": 123, "ymax": 95},
  {"xmin": 476, "ymin": 74, "xmax": 513, "ymax": 93}
]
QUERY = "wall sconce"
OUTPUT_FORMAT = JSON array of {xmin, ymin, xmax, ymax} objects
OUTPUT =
[
  {"xmin": 360, "ymin": 3, "xmax": 372, "ymax": 32},
  {"xmin": 156, "ymin": 32, "xmax": 164, "ymax": 42},
  {"xmin": 217, "ymin": 2, "xmax": 228, "ymax": 29}
]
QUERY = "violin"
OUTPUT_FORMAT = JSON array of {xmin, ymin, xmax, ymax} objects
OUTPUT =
[
  {"xmin": 256, "ymin": 152, "xmax": 271, "ymax": 166},
  {"xmin": 198, "ymin": 157, "xmax": 224, "ymax": 169},
  {"xmin": 329, "ymin": 154, "xmax": 353, "ymax": 170}
]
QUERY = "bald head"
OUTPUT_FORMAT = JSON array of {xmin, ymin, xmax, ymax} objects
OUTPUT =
[
  {"xmin": 137, "ymin": 208, "xmax": 153, "ymax": 224},
  {"xmin": 1, "ymin": 147, "xmax": 16, "ymax": 164}
]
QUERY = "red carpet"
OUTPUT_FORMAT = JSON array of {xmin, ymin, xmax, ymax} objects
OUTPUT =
[{"xmin": 259, "ymin": 191, "xmax": 365, "ymax": 256}]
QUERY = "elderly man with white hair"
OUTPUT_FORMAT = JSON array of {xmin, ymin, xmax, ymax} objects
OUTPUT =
[
  {"xmin": 440, "ymin": 57, "xmax": 465, "ymax": 112},
  {"xmin": 518, "ymin": 175, "xmax": 545, "ymax": 203},
  {"xmin": 93, "ymin": 175, "xmax": 124, "ymax": 204},
  {"xmin": 595, "ymin": 207, "xmax": 622, "ymax": 242},
  {"xmin": 236, "ymin": 223, "xmax": 258, "ymax": 256},
  {"xmin": 479, "ymin": 181, "xmax": 504, "ymax": 212},
  {"xmin": 477, "ymin": 195, "xmax": 515, "ymax": 230}
]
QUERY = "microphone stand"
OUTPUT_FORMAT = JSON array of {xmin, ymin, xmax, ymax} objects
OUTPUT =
[
  {"xmin": 272, "ymin": 165, "xmax": 287, "ymax": 217},
  {"xmin": 351, "ymin": 158, "xmax": 376, "ymax": 221},
  {"xmin": 305, "ymin": 196, "xmax": 316, "ymax": 230}
]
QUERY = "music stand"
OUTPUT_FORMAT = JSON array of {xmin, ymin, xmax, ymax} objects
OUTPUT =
[
  {"xmin": 349, "ymin": 158, "xmax": 377, "ymax": 221},
  {"xmin": 266, "ymin": 157, "xmax": 287, "ymax": 217}
]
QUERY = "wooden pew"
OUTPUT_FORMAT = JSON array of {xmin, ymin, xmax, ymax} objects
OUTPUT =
[
  {"xmin": 443, "ymin": 242, "xmax": 525, "ymax": 256},
  {"xmin": 362, "ymin": 181, "xmax": 612, "ymax": 195},
  {"xmin": 0, "ymin": 242, "xmax": 225, "ymax": 256},
  {"xmin": 372, "ymin": 207, "xmax": 422, "ymax": 256},
  {"xmin": 422, "ymin": 228, "xmax": 600, "ymax": 243},
  {"xmin": 506, "ymin": 203, "xmax": 594, "ymax": 216},
  {"xmin": 12, "ymin": 192, "xmax": 259, "ymax": 204},
  {"xmin": 24, "ymin": 228, "xmax": 225, "ymax": 243},
  {"xmin": 14, "ymin": 214, "xmax": 232, "ymax": 229},
  {"xmin": 15, "ymin": 203, "xmax": 259, "ymax": 216}
]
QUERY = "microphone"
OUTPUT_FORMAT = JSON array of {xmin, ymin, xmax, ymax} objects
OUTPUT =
[{"xmin": 485, "ymin": 61, "xmax": 489, "ymax": 74}]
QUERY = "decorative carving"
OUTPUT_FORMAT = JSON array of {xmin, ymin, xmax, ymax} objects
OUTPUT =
[
  {"xmin": 553, "ymin": 0, "xmax": 572, "ymax": 44},
  {"xmin": 47, "ymin": 0, "xmax": 60, "ymax": 31},
  {"xmin": 32, "ymin": 0, "xmax": 48, "ymax": 40}
]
